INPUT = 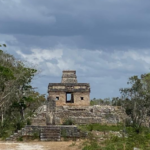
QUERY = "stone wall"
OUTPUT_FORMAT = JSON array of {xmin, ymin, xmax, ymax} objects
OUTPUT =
[
  {"xmin": 31, "ymin": 113, "xmax": 46, "ymax": 126},
  {"xmin": 30, "ymin": 105, "xmax": 127, "ymax": 125},
  {"xmin": 49, "ymin": 91, "xmax": 90, "ymax": 106},
  {"xmin": 48, "ymin": 70, "xmax": 90, "ymax": 107},
  {"xmin": 61, "ymin": 70, "xmax": 77, "ymax": 83},
  {"xmin": 48, "ymin": 83, "xmax": 90, "ymax": 92},
  {"xmin": 55, "ymin": 105, "xmax": 127, "ymax": 125},
  {"xmin": 6, "ymin": 125, "xmax": 86, "ymax": 141},
  {"xmin": 73, "ymin": 92, "xmax": 90, "ymax": 106},
  {"xmin": 50, "ymin": 92, "xmax": 65, "ymax": 106}
]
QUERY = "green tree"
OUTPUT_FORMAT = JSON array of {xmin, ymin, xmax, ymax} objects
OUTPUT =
[
  {"xmin": 0, "ymin": 51, "xmax": 37, "ymax": 121},
  {"xmin": 120, "ymin": 74, "xmax": 150, "ymax": 129},
  {"xmin": 112, "ymin": 97, "xmax": 122, "ymax": 106},
  {"xmin": 90, "ymin": 98, "xmax": 111, "ymax": 105},
  {"xmin": 0, "ymin": 45, "xmax": 45, "ymax": 137}
]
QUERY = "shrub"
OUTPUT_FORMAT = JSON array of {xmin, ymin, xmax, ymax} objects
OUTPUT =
[
  {"xmin": 79, "ymin": 123, "xmax": 122, "ymax": 132},
  {"xmin": 62, "ymin": 118, "xmax": 75, "ymax": 125},
  {"xmin": 27, "ymin": 119, "xmax": 31, "ymax": 125},
  {"xmin": 101, "ymin": 127, "xmax": 150, "ymax": 150},
  {"xmin": 32, "ymin": 132, "xmax": 39, "ymax": 140},
  {"xmin": 17, "ymin": 136, "xmax": 23, "ymax": 141},
  {"xmin": 82, "ymin": 142, "xmax": 100, "ymax": 150},
  {"xmin": 82, "ymin": 133, "xmax": 100, "ymax": 150}
]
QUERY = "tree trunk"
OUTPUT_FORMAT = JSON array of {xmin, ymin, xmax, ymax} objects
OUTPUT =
[{"xmin": 20, "ymin": 107, "xmax": 24, "ymax": 120}]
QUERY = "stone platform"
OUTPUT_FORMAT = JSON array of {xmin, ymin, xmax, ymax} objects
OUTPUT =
[{"xmin": 6, "ymin": 125, "xmax": 85, "ymax": 141}]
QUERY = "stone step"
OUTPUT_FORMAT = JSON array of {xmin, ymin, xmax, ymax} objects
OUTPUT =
[
  {"xmin": 41, "ymin": 128, "xmax": 60, "ymax": 130},
  {"xmin": 40, "ymin": 128, "xmax": 60, "ymax": 131},
  {"xmin": 6, "ymin": 126, "xmax": 62, "ymax": 141},
  {"xmin": 6, "ymin": 138, "xmax": 11, "ymax": 141},
  {"xmin": 13, "ymin": 133, "xmax": 19, "ymax": 137},
  {"xmin": 40, "ymin": 133, "xmax": 60, "ymax": 136},
  {"xmin": 41, "ymin": 130, "xmax": 60, "ymax": 132},
  {"xmin": 40, "ymin": 137, "xmax": 60, "ymax": 141},
  {"xmin": 39, "ymin": 126, "xmax": 61, "ymax": 141},
  {"xmin": 40, "ymin": 136, "xmax": 60, "ymax": 138},
  {"xmin": 40, "ymin": 135, "xmax": 60, "ymax": 138},
  {"xmin": 10, "ymin": 135, "xmax": 14, "ymax": 138},
  {"xmin": 40, "ymin": 126, "xmax": 60, "ymax": 128},
  {"xmin": 41, "ymin": 132, "xmax": 60, "ymax": 134}
]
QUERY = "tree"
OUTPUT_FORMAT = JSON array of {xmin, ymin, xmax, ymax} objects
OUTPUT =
[
  {"xmin": 112, "ymin": 97, "xmax": 122, "ymax": 106},
  {"xmin": 0, "ymin": 50, "xmax": 37, "ymax": 121},
  {"xmin": 120, "ymin": 74, "xmax": 150, "ymax": 129},
  {"xmin": 90, "ymin": 98, "xmax": 111, "ymax": 106},
  {"xmin": 0, "ymin": 45, "xmax": 45, "ymax": 136}
]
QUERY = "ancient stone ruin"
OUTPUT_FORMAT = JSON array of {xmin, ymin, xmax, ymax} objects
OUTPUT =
[
  {"xmin": 33, "ymin": 70, "xmax": 126, "ymax": 126},
  {"xmin": 48, "ymin": 70, "xmax": 90, "ymax": 106},
  {"xmin": 6, "ymin": 70, "xmax": 127, "ymax": 141},
  {"xmin": 46, "ymin": 97, "xmax": 56, "ymax": 125}
]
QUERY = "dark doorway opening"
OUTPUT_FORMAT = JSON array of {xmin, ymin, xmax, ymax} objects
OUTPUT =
[
  {"xmin": 56, "ymin": 97, "xmax": 59, "ymax": 100},
  {"xmin": 81, "ymin": 97, "xmax": 84, "ymax": 100},
  {"xmin": 66, "ymin": 93, "xmax": 74, "ymax": 103}
]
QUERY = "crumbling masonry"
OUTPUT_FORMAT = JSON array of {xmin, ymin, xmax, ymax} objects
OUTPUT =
[
  {"xmin": 31, "ymin": 70, "xmax": 126, "ymax": 125},
  {"xmin": 6, "ymin": 70, "xmax": 127, "ymax": 141},
  {"xmin": 48, "ymin": 70, "xmax": 90, "ymax": 106}
]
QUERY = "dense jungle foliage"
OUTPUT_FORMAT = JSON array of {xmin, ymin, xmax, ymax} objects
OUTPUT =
[{"xmin": 0, "ymin": 45, "xmax": 45, "ymax": 138}]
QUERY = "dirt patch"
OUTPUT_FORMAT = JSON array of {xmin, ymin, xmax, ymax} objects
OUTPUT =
[{"xmin": 0, "ymin": 141, "xmax": 82, "ymax": 150}]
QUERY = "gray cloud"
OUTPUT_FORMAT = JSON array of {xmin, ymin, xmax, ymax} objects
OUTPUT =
[
  {"xmin": 0, "ymin": 0, "xmax": 150, "ymax": 98},
  {"xmin": 0, "ymin": 0, "xmax": 150, "ymax": 49},
  {"xmin": 14, "ymin": 48, "xmax": 150, "ymax": 98}
]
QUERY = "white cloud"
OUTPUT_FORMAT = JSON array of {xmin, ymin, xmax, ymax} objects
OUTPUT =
[
  {"xmin": 16, "ymin": 47, "xmax": 150, "ymax": 77},
  {"xmin": 16, "ymin": 49, "xmax": 63, "ymax": 63},
  {"xmin": 13, "ymin": 47, "xmax": 150, "ymax": 98}
]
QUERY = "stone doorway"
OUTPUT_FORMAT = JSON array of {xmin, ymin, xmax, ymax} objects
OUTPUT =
[{"xmin": 66, "ymin": 93, "xmax": 74, "ymax": 103}]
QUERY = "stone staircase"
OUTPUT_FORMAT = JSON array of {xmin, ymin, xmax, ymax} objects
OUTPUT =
[
  {"xmin": 40, "ymin": 126, "xmax": 61, "ymax": 141},
  {"xmin": 6, "ymin": 125, "xmax": 61, "ymax": 141}
]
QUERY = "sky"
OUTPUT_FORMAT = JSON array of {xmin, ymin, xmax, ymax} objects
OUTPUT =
[{"xmin": 0, "ymin": 0, "xmax": 150, "ymax": 99}]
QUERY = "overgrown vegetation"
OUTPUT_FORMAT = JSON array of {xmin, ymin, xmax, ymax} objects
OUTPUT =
[
  {"xmin": 81, "ymin": 73, "xmax": 150, "ymax": 149},
  {"xmin": 62, "ymin": 118, "xmax": 75, "ymax": 125},
  {"xmin": 80, "ymin": 124, "xmax": 150, "ymax": 150},
  {"xmin": 0, "ymin": 45, "xmax": 45, "ymax": 138},
  {"xmin": 88, "ymin": 73, "xmax": 150, "ymax": 149},
  {"xmin": 90, "ymin": 98, "xmax": 111, "ymax": 106},
  {"xmin": 79, "ymin": 123, "xmax": 122, "ymax": 132},
  {"xmin": 101, "ymin": 127, "xmax": 150, "ymax": 150},
  {"xmin": 120, "ymin": 74, "xmax": 150, "ymax": 129},
  {"xmin": 32, "ymin": 131, "xmax": 40, "ymax": 140}
]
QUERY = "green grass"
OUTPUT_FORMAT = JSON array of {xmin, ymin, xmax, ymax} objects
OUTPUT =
[
  {"xmin": 82, "ymin": 142, "xmax": 101, "ymax": 150},
  {"xmin": 80, "ymin": 124, "xmax": 150, "ymax": 150},
  {"xmin": 101, "ymin": 131, "xmax": 150, "ymax": 150},
  {"xmin": 79, "ymin": 123, "xmax": 123, "ymax": 132}
]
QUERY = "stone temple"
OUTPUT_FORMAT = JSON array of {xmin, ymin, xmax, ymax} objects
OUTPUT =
[
  {"xmin": 48, "ymin": 70, "xmax": 90, "ymax": 106},
  {"xmin": 29, "ymin": 70, "xmax": 126, "ymax": 126},
  {"xmin": 6, "ymin": 70, "xmax": 127, "ymax": 142}
]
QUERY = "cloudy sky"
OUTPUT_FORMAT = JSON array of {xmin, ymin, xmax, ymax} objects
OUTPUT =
[{"xmin": 0, "ymin": 0, "xmax": 150, "ymax": 99}]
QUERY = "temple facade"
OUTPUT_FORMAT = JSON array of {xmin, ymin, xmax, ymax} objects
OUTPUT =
[{"xmin": 48, "ymin": 70, "xmax": 90, "ymax": 106}]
